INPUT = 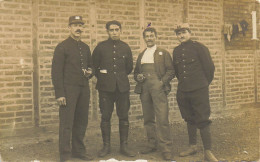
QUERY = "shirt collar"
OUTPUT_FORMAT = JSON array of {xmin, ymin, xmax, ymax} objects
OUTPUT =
[{"xmin": 146, "ymin": 44, "xmax": 157, "ymax": 51}]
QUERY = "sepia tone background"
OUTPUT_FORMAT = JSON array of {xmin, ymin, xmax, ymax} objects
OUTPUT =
[{"xmin": 0, "ymin": 0, "xmax": 259, "ymax": 135}]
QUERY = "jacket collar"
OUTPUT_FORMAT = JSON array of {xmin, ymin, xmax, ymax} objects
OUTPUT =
[
  {"xmin": 107, "ymin": 38, "xmax": 121, "ymax": 44},
  {"xmin": 68, "ymin": 36, "xmax": 81, "ymax": 44},
  {"xmin": 180, "ymin": 39, "xmax": 192, "ymax": 45}
]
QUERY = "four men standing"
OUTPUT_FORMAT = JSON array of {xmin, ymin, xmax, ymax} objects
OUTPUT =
[{"xmin": 52, "ymin": 16, "xmax": 217, "ymax": 161}]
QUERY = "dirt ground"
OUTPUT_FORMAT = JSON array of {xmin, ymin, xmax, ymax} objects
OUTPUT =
[{"xmin": 0, "ymin": 106, "xmax": 259, "ymax": 162}]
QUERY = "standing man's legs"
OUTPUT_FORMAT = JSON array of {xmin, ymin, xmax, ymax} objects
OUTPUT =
[
  {"xmin": 191, "ymin": 87, "xmax": 217, "ymax": 161},
  {"xmin": 177, "ymin": 89, "xmax": 198, "ymax": 157},
  {"xmin": 71, "ymin": 85, "xmax": 90, "ymax": 156},
  {"xmin": 140, "ymin": 81, "xmax": 157, "ymax": 153},
  {"xmin": 59, "ymin": 85, "xmax": 80, "ymax": 161},
  {"xmin": 98, "ymin": 90, "xmax": 115, "ymax": 157},
  {"xmin": 116, "ymin": 88, "xmax": 136, "ymax": 157},
  {"xmin": 149, "ymin": 79, "xmax": 172, "ymax": 160}
]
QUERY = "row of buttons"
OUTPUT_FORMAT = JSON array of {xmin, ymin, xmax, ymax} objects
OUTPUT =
[
  {"xmin": 78, "ymin": 43, "xmax": 85, "ymax": 71},
  {"xmin": 113, "ymin": 44, "xmax": 117, "ymax": 75}
]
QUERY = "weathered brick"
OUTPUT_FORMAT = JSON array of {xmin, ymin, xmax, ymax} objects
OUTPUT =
[
  {"xmin": 6, "ymin": 105, "xmax": 24, "ymax": 112},
  {"xmin": 3, "ymin": 94, "xmax": 21, "ymax": 99},
  {"xmin": 5, "ymin": 71, "xmax": 23, "ymax": 75},
  {"xmin": 0, "ymin": 100, "xmax": 15, "ymax": 106},
  {"xmin": 16, "ymin": 111, "xmax": 32, "ymax": 117},
  {"xmin": 6, "ymin": 82, "xmax": 22, "ymax": 87},
  {"xmin": 0, "ymin": 112, "xmax": 15, "ymax": 118},
  {"xmin": 16, "ymin": 99, "xmax": 32, "ymax": 104}
]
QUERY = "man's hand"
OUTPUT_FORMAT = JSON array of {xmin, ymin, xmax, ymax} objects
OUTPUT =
[
  {"xmin": 137, "ymin": 74, "xmax": 145, "ymax": 83},
  {"xmin": 57, "ymin": 97, "xmax": 66, "ymax": 106},
  {"xmin": 83, "ymin": 68, "xmax": 92, "ymax": 78}
]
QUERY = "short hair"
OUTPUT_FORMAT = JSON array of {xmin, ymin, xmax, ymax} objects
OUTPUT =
[
  {"xmin": 143, "ymin": 27, "xmax": 157, "ymax": 38},
  {"xmin": 106, "ymin": 20, "xmax": 122, "ymax": 30}
]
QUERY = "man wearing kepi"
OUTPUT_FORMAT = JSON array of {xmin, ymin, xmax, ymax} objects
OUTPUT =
[
  {"xmin": 92, "ymin": 20, "xmax": 135, "ymax": 158},
  {"xmin": 134, "ymin": 27, "xmax": 175, "ymax": 160},
  {"xmin": 172, "ymin": 23, "xmax": 218, "ymax": 161},
  {"xmin": 51, "ymin": 16, "xmax": 93, "ymax": 162}
]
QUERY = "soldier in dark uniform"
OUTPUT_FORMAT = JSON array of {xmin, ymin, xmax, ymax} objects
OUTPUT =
[
  {"xmin": 134, "ymin": 27, "xmax": 175, "ymax": 161},
  {"xmin": 51, "ymin": 16, "xmax": 94, "ymax": 162},
  {"xmin": 92, "ymin": 20, "xmax": 135, "ymax": 158},
  {"xmin": 172, "ymin": 23, "xmax": 218, "ymax": 161}
]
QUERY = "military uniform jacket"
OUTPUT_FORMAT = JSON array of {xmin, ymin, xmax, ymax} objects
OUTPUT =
[
  {"xmin": 172, "ymin": 40, "xmax": 215, "ymax": 92},
  {"xmin": 51, "ymin": 36, "xmax": 93, "ymax": 99},
  {"xmin": 134, "ymin": 47, "xmax": 175, "ymax": 94},
  {"xmin": 92, "ymin": 38, "xmax": 133, "ymax": 92}
]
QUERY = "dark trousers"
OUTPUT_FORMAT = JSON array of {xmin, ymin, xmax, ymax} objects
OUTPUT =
[
  {"xmin": 59, "ymin": 84, "xmax": 90, "ymax": 160},
  {"xmin": 98, "ymin": 88, "xmax": 130, "ymax": 125},
  {"xmin": 177, "ymin": 86, "xmax": 212, "ymax": 150},
  {"xmin": 140, "ymin": 74, "xmax": 172, "ymax": 153},
  {"xmin": 176, "ymin": 86, "xmax": 211, "ymax": 129}
]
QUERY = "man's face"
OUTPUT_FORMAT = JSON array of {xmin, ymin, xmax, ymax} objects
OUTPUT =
[
  {"xmin": 69, "ymin": 23, "xmax": 84, "ymax": 39},
  {"xmin": 107, "ymin": 24, "xmax": 121, "ymax": 40},
  {"xmin": 176, "ymin": 29, "xmax": 191, "ymax": 43},
  {"xmin": 144, "ymin": 31, "xmax": 156, "ymax": 48}
]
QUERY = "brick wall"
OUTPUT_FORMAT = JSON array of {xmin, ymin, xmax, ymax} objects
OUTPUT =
[
  {"xmin": 225, "ymin": 50, "xmax": 255, "ymax": 107},
  {"xmin": 0, "ymin": 0, "xmax": 34, "ymax": 130},
  {"xmin": 0, "ymin": 0, "xmax": 259, "ymax": 132}
]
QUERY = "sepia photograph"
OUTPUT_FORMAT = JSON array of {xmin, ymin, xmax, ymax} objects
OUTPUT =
[{"xmin": 0, "ymin": 0, "xmax": 259, "ymax": 161}]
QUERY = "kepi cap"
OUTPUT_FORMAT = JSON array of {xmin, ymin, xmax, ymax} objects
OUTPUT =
[
  {"xmin": 174, "ymin": 23, "xmax": 190, "ymax": 33},
  {"xmin": 69, "ymin": 16, "xmax": 84, "ymax": 25}
]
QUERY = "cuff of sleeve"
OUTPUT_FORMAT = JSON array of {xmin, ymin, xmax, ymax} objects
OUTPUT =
[{"xmin": 55, "ymin": 89, "xmax": 65, "ymax": 99}]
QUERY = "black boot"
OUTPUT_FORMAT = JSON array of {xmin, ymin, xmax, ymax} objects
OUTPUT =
[
  {"xmin": 98, "ymin": 122, "xmax": 111, "ymax": 157},
  {"xmin": 180, "ymin": 122, "xmax": 198, "ymax": 157},
  {"xmin": 200, "ymin": 126, "xmax": 218, "ymax": 161},
  {"xmin": 119, "ymin": 122, "xmax": 136, "ymax": 157}
]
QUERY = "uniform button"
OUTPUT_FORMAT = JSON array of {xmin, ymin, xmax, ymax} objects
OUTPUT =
[
  {"xmin": 114, "ymin": 45, "xmax": 116, "ymax": 48},
  {"xmin": 182, "ymin": 48, "xmax": 185, "ymax": 50},
  {"xmin": 113, "ymin": 58, "xmax": 116, "ymax": 60},
  {"xmin": 113, "ymin": 51, "xmax": 116, "ymax": 53},
  {"xmin": 114, "ymin": 72, "xmax": 116, "ymax": 74},
  {"xmin": 183, "ymin": 65, "xmax": 186, "ymax": 68},
  {"xmin": 114, "ymin": 65, "xmax": 116, "ymax": 67},
  {"xmin": 184, "ymin": 77, "xmax": 186, "ymax": 79},
  {"xmin": 183, "ymin": 59, "xmax": 185, "ymax": 62},
  {"xmin": 184, "ymin": 71, "xmax": 186, "ymax": 73},
  {"xmin": 182, "ymin": 54, "xmax": 185, "ymax": 56}
]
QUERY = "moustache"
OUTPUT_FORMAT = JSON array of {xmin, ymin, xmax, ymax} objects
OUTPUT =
[{"xmin": 75, "ymin": 29, "xmax": 82, "ymax": 33}]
